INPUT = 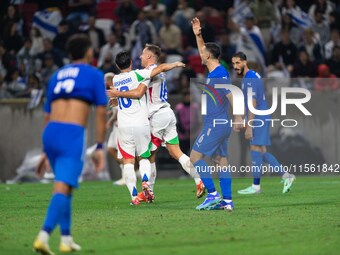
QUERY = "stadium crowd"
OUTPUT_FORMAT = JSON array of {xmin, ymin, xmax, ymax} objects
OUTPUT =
[{"xmin": 0, "ymin": 0, "xmax": 340, "ymax": 102}]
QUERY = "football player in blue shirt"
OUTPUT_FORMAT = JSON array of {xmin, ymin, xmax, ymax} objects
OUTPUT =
[
  {"xmin": 191, "ymin": 17, "xmax": 243, "ymax": 211},
  {"xmin": 231, "ymin": 51, "xmax": 296, "ymax": 194},
  {"xmin": 33, "ymin": 34, "xmax": 107, "ymax": 254}
]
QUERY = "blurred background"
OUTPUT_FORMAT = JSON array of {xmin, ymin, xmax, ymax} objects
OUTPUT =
[{"xmin": 0, "ymin": 0, "xmax": 339, "ymax": 183}]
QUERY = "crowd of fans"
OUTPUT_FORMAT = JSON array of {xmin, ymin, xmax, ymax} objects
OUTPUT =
[{"xmin": 0, "ymin": 0, "xmax": 340, "ymax": 103}]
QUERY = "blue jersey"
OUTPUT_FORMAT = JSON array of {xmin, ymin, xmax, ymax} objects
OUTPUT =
[
  {"xmin": 203, "ymin": 65, "xmax": 231, "ymax": 126},
  {"xmin": 44, "ymin": 63, "xmax": 107, "ymax": 113},
  {"xmin": 242, "ymin": 70, "xmax": 269, "ymax": 119}
]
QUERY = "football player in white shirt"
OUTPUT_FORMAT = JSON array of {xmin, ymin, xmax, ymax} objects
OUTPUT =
[
  {"xmin": 108, "ymin": 45, "xmax": 205, "ymax": 201},
  {"xmin": 107, "ymin": 51, "xmax": 185, "ymax": 205}
]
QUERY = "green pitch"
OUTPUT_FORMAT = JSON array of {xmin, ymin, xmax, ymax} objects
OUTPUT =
[{"xmin": 0, "ymin": 177, "xmax": 339, "ymax": 255}]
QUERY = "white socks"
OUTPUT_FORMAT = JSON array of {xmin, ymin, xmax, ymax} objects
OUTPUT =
[
  {"xmin": 178, "ymin": 154, "xmax": 201, "ymax": 185},
  {"xmin": 38, "ymin": 230, "xmax": 49, "ymax": 243},
  {"xmin": 139, "ymin": 159, "xmax": 151, "ymax": 184},
  {"xmin": 124, "ymin": 164, "xmax": 137, "ymax": 198},
  {"xmin": 149, "ymin": 162, "xmax": 157, "ymax": 190},
  {"xmin": 252, "ymin": 184, "xmax": 261, "ymax": 191}
]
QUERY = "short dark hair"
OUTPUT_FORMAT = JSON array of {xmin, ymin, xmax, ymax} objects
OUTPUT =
[
  {"xmin": 232, "ymin": 51, "xmax": 247, "ymax": 61},
  {"xmin": 145, "ymin": 44, "xmax": 161, "ymax": 60},
  {"xmin": 205, "ymin": 43, "xmax": 220, "ymax": 59},
  {"xmin": 66, "ymin": 34, "xmax": 91, "ymax": 60},
  {"xmin": 115, "ymin": 51, "xmax": 131, "ymax": 70}
]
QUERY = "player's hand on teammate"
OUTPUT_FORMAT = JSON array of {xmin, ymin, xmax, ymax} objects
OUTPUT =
[
  {"xmin": 35, "ymin": 153, "xmax": 50, "ymax": 178},
  {"xmin": 191, "ymin": 17, "xmax": 202, "ymax": 36},
  {"xmin": 106, "ymin": 87, "xmax": 119, "ymax": 99},
  {"xmin": 92, "ymin": 149, "xmax": 105, "ymax": 172},
  {"xmin": 245, "ymin": 126, "xmax": 253, "ymax": 140}
]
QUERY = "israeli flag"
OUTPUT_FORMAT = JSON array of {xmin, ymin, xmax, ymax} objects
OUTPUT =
[
  {"xmin": 32, "ymin": 8, "xmax": 62, "ymax": 40},
  {"xmin": 287, "ymin": 9, "xmax": 312, "ymax": 29},
  {"xmin": 239, "ymin": 26, "xmax": 267, "ymax": 76},
  {"xmin": 232, "ymin": 0, "xmax": 253, "ymax": 24}
]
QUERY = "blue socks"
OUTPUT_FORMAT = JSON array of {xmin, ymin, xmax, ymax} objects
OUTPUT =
[
  {"xmin": 251, "ymin": 150, "xmax": 263, "ymax": 185},
  {"xmin": 60, "ymin": 195, "xmax": 72, "ymax": 236},
  {"xmin": 218, "ymin": 171, "xmax": 232, "ymax": 200},
  {"xmin": 42, "ymin": 193, "xmax": 71, "ymax": 235},
  {"xmin": 193, "ymin": 159, "xmax": 216, "ymax": 193},
  {"xmin": 263, "ymin": 152, "xmax": 284, "ymax": 176}
]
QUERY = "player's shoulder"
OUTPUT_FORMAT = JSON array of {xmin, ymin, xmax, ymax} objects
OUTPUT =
[
  {"xmin": 208, "ymin": 65, "xmax": 230, "ymax": 78},
  {"xmin": 245, "ymin": 70, "xmax": 261, "ymax": 79}
]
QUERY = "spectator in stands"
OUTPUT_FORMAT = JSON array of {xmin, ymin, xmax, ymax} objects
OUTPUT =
[
  {"xmin": 219, "ymin": 31, "xmax": 236, "ymax": 68},
  {"xmin": 177, "ymin": 66, "xmax": 196, "ymax": 93},
  {"xmin": 3, "ymin": 22, "xmax": 23, "ymax": 54},
  {"xmin": 0, "ymin": 40, "xmax": 16, "ymax": 72},
  {"xmin": 314, "ymin": 63, "xmax": 339, "ymax": 91},
  {"xmin": 159, "ymin": 15, "xmax": 182, "ymax": 55},
  {"xmin": 115, "ymin": 0, "xmax": 139, "ymax": 29},
  {"xmin": 291, "ymin": 49, "xmax": 317, "ymax": 78},
  {"xmin": 309, "ymin": 0, "xmax": 335, "ymax": 22},
  {"xmin": 37, "ymin": 38, "xmax": 63, "ymax": 69},
  {"xmin": 0, "ymin": 4, "xmax": 23, "ymax": 38},
  {"xmin": 251, "ymin": 0, "xmax": 276, "ymax": 49},
  {"xmin": 84, "ymin": 16, "xmax": 106, "ymax": 59},
  {"xmin": 299, "ymin": 28, "xmax": 323, "ymax": 63},
  {"xmin": 130, "ymin": 10, "xmax": 157, "ymax": 48},
  {"xmin": 325, "ymin": 45, "xmax": 340, "ymax": 77},
  {"xmin": 4, "ymin": 68, "xmax": 26, "ymax": 97},
  {"xmin": 112, "ymin": 21, "xmax": 131, "ymax": 51},
  {"xmin": 272, "ymin": 12, "xmax": 301, "ymax": 46},
  {"xmin": 66, "ymin": 0, "xmax": 94, "ymax": 25},
  {"xmin": 17, "ymin": 38, "xmax": 36, "ymax": 75},
  {"xmin": 324, "ymin": 28, "xmax": 340, "ymax": 59},
  {"xmin": 97, "ymin": 33, "xmax": 122, "ymax": 68},
  {"xmin": 98, "ymin": 53, "xmax": 119, "ymax": 75},
  {"xmin": 311, "ymin": 8, "xmax": 331, "ymax": 47},
  {"xmin": 270, "ymin": 30, "xmax": 297, "ymax": 75},
  {"xmin": 129, "ymin": 10, "xmax": 157, "ymax": 68},
  {"xmin": 40, "ymin": 53, "xmax": 58, "ymax": 88},
  {"xmin": 328, "ymin": 10, "xmax": 340, "ymax": 30},
  {"xmin": 172, "ymin": 0, "xmax": 195, "ymax": 34},
  {"xmin": 143, "ymin": 0, "xmax": 167, "ymax": 33},
  {"xmin": 30, "ymin": 27, "xmax": 44, "ymax": 56},
  {"xmin": 53, "ymin": 20, "xmax": 72, "ymax": 53},
  {"xmin": 175, "ymin": 90, "xmax": 200, "ymax": 156}
]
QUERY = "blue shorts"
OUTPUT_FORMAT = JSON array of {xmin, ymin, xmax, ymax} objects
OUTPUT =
[
  {"xmin": 193, "ymin": 125, "xmax": 231, "ymax": 157},
  {"xmin": 250, "ymin": 119, "xmax": 271, "ymax": 146},
  {"xmin": 43, "ymin": 122, "xmax": 86, "ymax": 188}
]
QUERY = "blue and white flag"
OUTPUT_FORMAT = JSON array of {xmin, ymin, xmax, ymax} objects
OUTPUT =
[
  {"xmin": 287, "ymin": 8, "xmax": 312, "ymax": 29},
  {"xmin": 32, "ymin": 8, "xmax": 62, "ymax": 40},
  {"xmin": 232, "ymin": 0, "xmax": 253, "ymax": 24}
]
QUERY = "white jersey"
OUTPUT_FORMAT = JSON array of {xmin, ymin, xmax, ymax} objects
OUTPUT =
[
  {"xmin": 113, "ymin": 69, "xmax": 152, "ymax": 127},
  {"xmin": 146, "ymin": 64, "xmax": 171, "ymax": 117}
]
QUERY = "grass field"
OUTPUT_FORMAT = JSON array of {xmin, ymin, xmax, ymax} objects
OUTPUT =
[{"xmin": 0, "ymin": 177, "xmax": 339, "ymax": 255}]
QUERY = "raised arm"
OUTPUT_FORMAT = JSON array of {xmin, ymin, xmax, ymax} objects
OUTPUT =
[
  {"xmin": 150, "ymin": 61, "xmax": 185, "ymax": 78},
  {"xmin": 191, "ymin": 17, "xmax": 205, "ymax": 59}
]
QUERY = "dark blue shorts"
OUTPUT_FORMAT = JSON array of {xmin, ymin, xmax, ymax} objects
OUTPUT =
[
  {"xmin": 193, "ymin": 125, "xmax": 231, "ymax": 157},
  {"xmin": 43, "ymin": 122, "xmax": 86, "ymax": 188}
]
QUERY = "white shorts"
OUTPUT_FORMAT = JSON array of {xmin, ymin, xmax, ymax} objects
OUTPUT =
[
  {"xmin": 150, "ymin": 107, "xmax": 178, "ymax": 151},
  {"xmin": 107, "ymin": 127, "xmax": 118, "ymax": 149},
  {"xmin": 117, "ymin": 125, "xmax": 151, "ymax": 159}
]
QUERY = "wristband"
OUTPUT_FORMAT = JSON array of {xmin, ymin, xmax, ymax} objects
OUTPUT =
[{"xmin": 96, "ymin": 143, "xmax": 104, "ymax": 150}]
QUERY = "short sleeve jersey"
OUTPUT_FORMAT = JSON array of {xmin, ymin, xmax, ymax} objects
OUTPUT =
[
  {"xmin": 44, "ymin": 63, "xmax": 107, "ymax": 113},
  {"xmin": 113, "ymin": 69, "xmax": 152, "ymax": 127}
]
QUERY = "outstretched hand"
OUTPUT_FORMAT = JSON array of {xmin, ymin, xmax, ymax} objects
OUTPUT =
[
  {"xmin": 191, "ymin": 17, "xmax": 202, "ymax": 36},
  {"xmin": 175, "ymin": 61, "xmax": 186, "ymax": 68}
]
